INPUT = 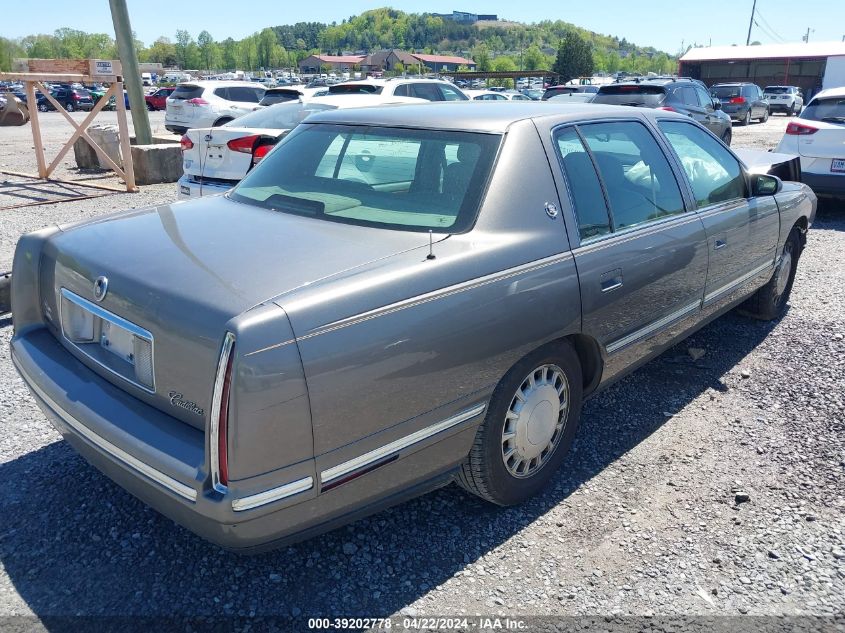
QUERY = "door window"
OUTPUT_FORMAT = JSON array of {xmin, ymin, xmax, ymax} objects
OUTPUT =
[
  {"xmin": 409, "ymin": 83, "xmax": 443, "ymax": 101},
  {"xmin": 694, "ymin": 86, "xmax": 713, "ymax": 109},
  {"xmin": 658, "ymin": 120, "xmax": 747, "ymax": 207},
  {"xmin": 439, "ymin": 85, "xmax": 468, "ymax": 101},
  {"xmin": 577, "ymin": 121, "xmax": 687, "ymax": 230},
  {"xmin": 555, "ymin": 128, "xmax": 612, "ymax": 240},
  {"xmin": 679, "ymin": 86, "xmax": 698, "ymax": 107}
]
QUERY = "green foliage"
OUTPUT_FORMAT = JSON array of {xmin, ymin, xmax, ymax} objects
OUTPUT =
[
  {"xmin": 553, "ymin": 30, "xmax": 594, "ymax": 84},
  {"xmin": 4, "ymin": 7, "xmax": 675, "ymax": 75}
]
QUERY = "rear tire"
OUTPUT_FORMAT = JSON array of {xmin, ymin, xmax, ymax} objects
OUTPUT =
[
  {"xmin": 65, "ymin": 102, "xmax": 74, "ymax": 112},
  {"xmin": 38, "ymin": 103, "xmax": 48, "ymax": 112},
  {"xmin": 213, "ymin": 117, "xmax": 233, "ymax": 127},
  {"xmin": 740, "ymin": 109, "xmax": 751, "ymax": 126},
  {"xmin": 457, "ymin": 340, "xmax": 583, "ymax": 506},
  {"xmin": 741, "ymin": 228, "xmax": 802, "ymax": 320},
  {"xmin": 760, "ymin": 107, "xmax": 769, "ymax": 123},
  {"xmin": 721, "ymin": 128, "xmax": 732, "ymax": 146}
]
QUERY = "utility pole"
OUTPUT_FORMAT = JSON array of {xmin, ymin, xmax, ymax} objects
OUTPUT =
[
  {"xmin": 802, "ymin": 28, "xmax": 814, "ymax": 43},
  {"xmin": 746, "ymin": 0, "xmax": 757, "ymax": 46},
  {"xmin": 109, "ymin": 0, "xmax": 152, "ymax": 144}
]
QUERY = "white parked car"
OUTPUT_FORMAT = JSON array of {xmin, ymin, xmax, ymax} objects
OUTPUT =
[
  {"xmin": 164, "ymin": 81, "xmax": 266, "ymax": 135},
  {"xmin": 762, "ymin": 85, "xmax": 804, "ymax": 116},
  {"xmin": 775, "ymin": 87, "xmax": 845, "ymax": 200},
  {"xmin": 325, "ymin": 78, "xmax": 468, "ymax": 101},
  {"xmin": 465, "ymin": 89, "xmax": 533, "ymax": 101},
  {"xmin": 177, "ymin": 94, "xmax": 426, "ymax": 198}
]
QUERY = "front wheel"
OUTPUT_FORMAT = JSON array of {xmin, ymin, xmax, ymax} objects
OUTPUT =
[
  {"xmin": 65, "ymin": 102, "xmax": 74, "ymax": 112},
  {"xmin": 741, "ymin": 227, "xmax": 802, "ymax": 320},
  {"xmin": 38, "ymin": 103, "xmax": 48, "ymax": 112},
  {"xmin": 457, "ymin": 341, "xmax": 583, "ymax": 506}
]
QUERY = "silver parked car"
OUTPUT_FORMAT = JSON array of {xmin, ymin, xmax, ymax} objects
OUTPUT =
[{"xmin": 11, "ymin": 103, "xmax": 816, "ymax": 551}]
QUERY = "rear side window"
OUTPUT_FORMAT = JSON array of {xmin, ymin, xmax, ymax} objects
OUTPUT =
[
  {"xmin": 555, "ymin": 128, "xmax": 611, "ymax": 240},
  {"xmin": 393, "ymin": 84, "xmax": 409, "ymax": 97},
  {"xmin": 555, "ymin": 121, "xmax": 686, "ymax": 240},
  {"xmin": 593, "ymin": 85, "xmax": 666, "ymax": 106},
  {"xmin": 439, "ymin": 85, "xmax": 468, "ymax": 101},
  {"xmin": 226, "ymin": 87, "xmax": 264, "ymax": 103},
  {"xmin": 658, "ymin": 121, "xmax": 747, "ymax": 206},
  {"xmin": 170, "ymin": 85, "xmax": 204, "ymax": 100},
  {"xmin": 409, "ymin": 83, "xmax": 443, "ymax": 101}
]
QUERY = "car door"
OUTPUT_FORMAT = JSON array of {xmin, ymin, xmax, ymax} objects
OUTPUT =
[
  {"xmin": 657, "ymin": 120, "xmax": 780, "ymax": 315},
  {"xmin": 694, "ymin": 85, "xmax": 722, "ymax": 135},
  {"xmin": 675, "ymin": 86, "xmax": 708, "ymax": 126},
  {"xmin": 550, "ymin": 119, "xmax": 709, "ymax": 383}
]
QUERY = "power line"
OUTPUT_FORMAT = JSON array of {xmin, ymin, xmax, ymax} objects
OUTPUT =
[{"xmin": 754, "ymin": 9, "xmax": 786, "ymax": 42}]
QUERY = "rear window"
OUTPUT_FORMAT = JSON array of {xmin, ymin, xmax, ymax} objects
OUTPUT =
[
  {"xmin": 711, "ymin": 85, "xmax": 742, "ymax": 99},
  {"xmin": 328, "ymin": 84, "xmax": 383, "ymax": 95},
  {"xmin": 230, "ymin": 123, "xmax": 500, "ymax": 232},
  {"xmin": 260, "ymin": 90, "xmax": 302, "ymax": 105},
  {"xmin": 801, "ymin": 97, "xmax": 845, "ymax": 124},
  {"xmin": 593, "ymin": 85, "xmax": 666, "ymax": 106},
  {"xmin": 764, "ymin": 86, "xmax": 790, "ymax": 94},
  {"xmin": 224, "ymin": 102, "xmax": 336, "ymax": 130},
  {"xmin": 170, "ymin": 85, "xmax": 204, "ymax": 100}
]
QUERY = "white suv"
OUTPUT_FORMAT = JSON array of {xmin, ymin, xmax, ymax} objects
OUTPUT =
[
  {"xmin": 165, "ymin": 81, "xmax": 266, "ymax": 134},
  {"xmin": 326, "ymin": 78, "xmax": 468, "ymax": 101}
]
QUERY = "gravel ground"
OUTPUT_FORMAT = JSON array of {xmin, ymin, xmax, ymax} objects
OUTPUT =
[{"xmin": 0, "ymin": 110, "xmax": 843, "ymax": 625}]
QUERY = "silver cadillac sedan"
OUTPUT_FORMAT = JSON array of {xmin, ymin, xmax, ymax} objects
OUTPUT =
[{"xmin": 10, "ymin": 103, "xmax": 816, "ymax": 551}]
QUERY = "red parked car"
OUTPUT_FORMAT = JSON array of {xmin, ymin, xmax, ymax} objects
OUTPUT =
[{"xmin": 144, "ymin": 87, "xmax": 174, "ymax": 111}]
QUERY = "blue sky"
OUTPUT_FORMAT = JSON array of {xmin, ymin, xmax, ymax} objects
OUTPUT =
[{"xmin": 4, "ymin": 0, "xmax": 844, "ymax": 54}]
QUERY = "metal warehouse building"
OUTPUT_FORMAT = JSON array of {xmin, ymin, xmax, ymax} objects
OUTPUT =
[{"xmin": 679, "ymin": 42, "xmax": 845, "ymax": 100}]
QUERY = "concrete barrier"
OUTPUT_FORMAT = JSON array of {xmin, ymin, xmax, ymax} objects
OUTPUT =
[{"xmin": 130, "ymin": 143, "xmax": 183, "ymax": 185}]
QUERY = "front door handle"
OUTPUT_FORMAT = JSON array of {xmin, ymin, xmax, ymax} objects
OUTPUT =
[
  {"xmin": 601, "ymin": 268, "xmax": 623, "ymax": 292},
  {"xmin": 714, "ymin": 239, "xmax": 727, "ymax": 250}
]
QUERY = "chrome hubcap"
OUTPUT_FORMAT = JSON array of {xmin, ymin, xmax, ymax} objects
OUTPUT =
[
  {"xmin": 501, "ymin": 364, "xmax": 569, "ymax": 478},
  {"xmin": 775, "ymin": 248, "xmax": 792, "ymax": 297}
]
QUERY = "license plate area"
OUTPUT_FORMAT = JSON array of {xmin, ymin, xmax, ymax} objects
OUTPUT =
[
  {"xmin": 59, "ymin": 288, "xmax": 155, "ymax": 392},
  {"xmin": 831, "ymin": 158, "xmax": 845, "ymax": 173}
]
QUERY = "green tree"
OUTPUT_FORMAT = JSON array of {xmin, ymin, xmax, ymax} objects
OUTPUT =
[
  {"xmin": 552, "ymin": 30, "xmax": 593, "ymax": 84},
  {"xmin": 256, "ymin": 28, "xmax": 278, "ymax": 69},
  {"xmin": 472, "ymin": 43, "xmax": 491, "ymax": 72},
  {"xmin": 174, "ymin": 29, "xmax": 195, "ymax": 69},
  {"xmin": 522, "ymin": 45, "xmax": 550, "ymax": 71},
  {"xmin": 197, "ymin": 30, "xmax": 216, "ymax": 71},
  {"xmin": 491, "ymin": 55, "xmax": 517, "ymax": 88},
  {"xmin": 0, "ymin": 37, "xmax": 26, "ymax": 71},
  {"xmin": 221, "ymin": 38, "xmax": 237, "ymax": 70}
]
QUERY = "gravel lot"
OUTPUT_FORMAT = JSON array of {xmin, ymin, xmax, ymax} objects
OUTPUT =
[{"xmin": 0, "ymin": 110, "xmax": 843, "ymax": 625}]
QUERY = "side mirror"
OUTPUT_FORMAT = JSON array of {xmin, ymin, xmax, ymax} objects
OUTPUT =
[
  {"xmin": 713, "ymin": 98, "xmax": 722, "ymax": 110},
  {"xmin": 751, "ymin": 173, "xmax": 783, "ymax": 196}
]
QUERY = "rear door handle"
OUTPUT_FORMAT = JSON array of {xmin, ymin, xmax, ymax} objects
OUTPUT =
[
  {"xmin": 714, "ymin": 239, "xmax": 727, "ymax": 250},
  {"xmin": 600, "ymin": 268, "xmax": 623, "ymax": 292}
]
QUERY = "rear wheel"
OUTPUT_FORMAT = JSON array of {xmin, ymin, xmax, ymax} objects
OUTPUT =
[
  {"xmin": 721, "ymin": 128, "xmax": 732, "ymax": 146},
  {"xmin": 146, "ymin": 102, "xmax": 154, "ymax": 111},
  {"xmin": 741, "ymin": 227, "xmax": 802, "ymax": 320},
  {"xmin": 457, "ymin": 341, "xmax": 583, "ymax": 506},
  {"xmin": 760, "ymin": 107, "xmax": 769, "ymax": 123},
  {"xmin": 38, "ymin": 103, "xmax": 48, "ymax": 112},
  {"xmin": 740, "ymin": 109, "xmax": 751, "ymax": 126},
  {"xmin": 213, "ymin": 117, "xmax": 233, "ymax": 127}
]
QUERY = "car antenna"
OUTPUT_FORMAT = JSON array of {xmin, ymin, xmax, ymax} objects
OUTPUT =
[{"xmin": 427, "ymin": 230, "xmax": 436, "ymax": 260}]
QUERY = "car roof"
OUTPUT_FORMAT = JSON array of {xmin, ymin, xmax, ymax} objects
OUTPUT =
[
  {"xmin": 711, "ymin": 82, "xmax": 752, "ymax": 86},
  {"xmin": 812, "ymin": 86, "xmax": 845, "ymax": 100},
  {"xmin": 303, "ymin": 101, "xmax": 677, "ymax": 133},
  {"xmin": 180, "ymin": 80, "xmax": 265, "ymax": 88}
]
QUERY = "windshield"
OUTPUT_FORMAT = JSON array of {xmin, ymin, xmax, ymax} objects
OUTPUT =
[
  {"xmin": 593, "ymin": 85, "xmax": 666, "ymax": 106},
  {"xmin": 226, "ymin": 102, "xmax": 336, "ymax": 129},
  {"xmin": 230, "ymin": 123, "xmax": 501, "ymax": 232},
  {"xmin": 801, "ymin": 96, "xmax": 845, "ymax": 123},
  {"xmin": 764, "ymin": 86, "xmax": 790, "ymax": 94},
  {"xmin": 711, "ymin": 85, "xmax": 742, "ymax": 99}
]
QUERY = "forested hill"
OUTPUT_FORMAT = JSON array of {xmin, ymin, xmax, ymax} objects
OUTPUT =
[{"xmin": 272, "ymin": 8, "xmax": 674, "ymax": 73}]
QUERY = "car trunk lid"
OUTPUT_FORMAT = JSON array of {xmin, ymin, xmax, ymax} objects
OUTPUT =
[
  {"xmin": 41, "ymin": 195, "xmax": 430, "ymax": 430},
  {"xmin": 182, "ymin": 126, "xmax": 284, "ymax": 182}
]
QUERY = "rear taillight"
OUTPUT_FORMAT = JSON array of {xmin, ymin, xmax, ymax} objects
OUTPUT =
[
  {"xmin": 252, "ymin": 144, "xmax": 273, "ymax": 164},
  {"xmin": 179, "ymin": 135, "xmax": 193, "ymax": 151},
  {"xmin": 211, "ymin": 333, "xmax": 236, "ymax": 492},
  {"xmin": 785, "ymin": 121, "xmax": 818, "ymax": 135},
  {"xmin": 71, "ymin": 93, "xmax": 81, "ymax": 100},
  {"xmin": 658, "ymin": 106, "xmax": 676, "ymax": 112},
  {"xmin": 729, "ymin": 97, "xmax": 746, "ymax": 104},
  {"xmin": 226, "ymin": 134, "xmax": 260, "ymax": 154},
  {"xmin": 187, "ymin": 97, "xmax": 208, "ymax": 105}
]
